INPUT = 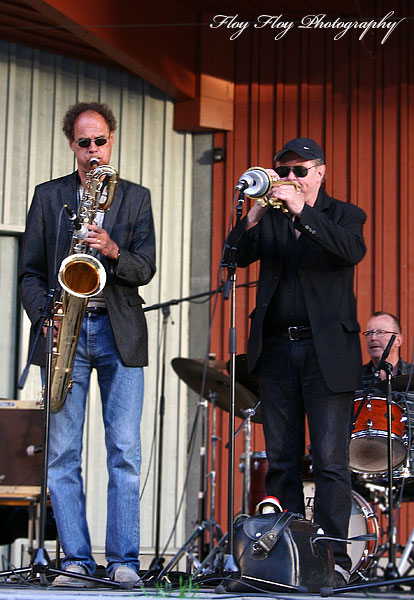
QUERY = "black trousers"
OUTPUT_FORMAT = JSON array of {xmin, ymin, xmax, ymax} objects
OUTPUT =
[{"xmin": 256, "ymin": 334, "xmax": 353, "ymax": 570}]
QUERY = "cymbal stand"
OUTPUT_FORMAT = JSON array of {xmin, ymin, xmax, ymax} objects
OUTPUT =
[
  {"xmin": 192, "ymin": 402, "xmax": 261, "ymax": 579},
  {"xmin": 157, "ymin": 388, "xmax": 223, "ymax": 579},
  {"xmin": 206, "ymin": 391, "xmax": 222, "ymax": 561}
]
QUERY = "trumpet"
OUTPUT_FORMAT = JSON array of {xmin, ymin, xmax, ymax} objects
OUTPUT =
[
  {"xmin": 255, "ymin": 180, "xmax": 301, "ymax": 211},
  {"xmin": 240, "ymin": 166, "xmax": 301, "ymax": 211}
]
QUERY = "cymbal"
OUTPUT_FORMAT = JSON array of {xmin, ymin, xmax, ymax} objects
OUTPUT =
[
  {"xmin": 376, "ymin": 373, "xmax": 414, "ymax": 393},
  {"xmin": 171, "ymin": 357, "xmax": 262, "ymax": 422},
  {"xmin": 227, "ymin": 354, "xmax": 260, "ymax": 399}
]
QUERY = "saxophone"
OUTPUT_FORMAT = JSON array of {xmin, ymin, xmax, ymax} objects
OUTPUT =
[{"xmin": 50, "ymin": 158, "xmax": 118, "ymax": 413}]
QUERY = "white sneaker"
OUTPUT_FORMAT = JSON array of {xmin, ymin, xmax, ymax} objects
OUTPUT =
[
  {"xmin": 113, "ymin": 565, "xmax": 141, "ymax": 585},
  {"xmin": 52, "ymin": 564, "xmax": 95, "ymax": 587}
]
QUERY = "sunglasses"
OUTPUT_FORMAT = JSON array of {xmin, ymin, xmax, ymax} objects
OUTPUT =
[
  {"xmin": 275, "ymin": 164, "xmax": 317, "ymax": 178},
  {"xmin": 75, "ymin": 136, "xmax": 109, "ymax": 148}
]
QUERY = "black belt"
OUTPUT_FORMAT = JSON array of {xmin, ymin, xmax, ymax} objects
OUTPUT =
[
  {"xmin": 276, "ymin": 326, "xmax": 312, "ymax": 341},
  {"xmin": 86, "ymin": 307, "xmax": 107, "ymax": 315}
]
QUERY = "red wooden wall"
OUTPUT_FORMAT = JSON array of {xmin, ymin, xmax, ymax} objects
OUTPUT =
[{"xmin": 209, "ymin": 0, "xmax": 414, "ymax": 551}]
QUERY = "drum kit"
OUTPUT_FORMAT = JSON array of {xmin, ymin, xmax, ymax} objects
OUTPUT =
[{"xmin": 170, "ymin": 355, "xmax": 414, "ymax": 583}]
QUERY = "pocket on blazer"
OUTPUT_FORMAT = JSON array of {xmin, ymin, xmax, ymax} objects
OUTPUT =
[
  {"xmin": 341, "ymin": 319, "xmax": 360, "ymax": 333},
  {"xmin": 126, "ymin": 294, "xmax": 145, "ymax": 306}
]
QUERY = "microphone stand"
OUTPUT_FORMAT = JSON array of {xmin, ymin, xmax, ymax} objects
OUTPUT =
[
  {"xmin": 383, "ymin": 359, "xmax": 399, "ymax": 579},
  {"xmin": 147, "ymin": 305, "xmax": 170, "ymax": 574},
  {"xmin": 352, "ymin": 335, "xmax": 396, "ymax": 428},
  {"xmin": 220, "ymin": 190, "xmax": 246, "ymax": 577}
]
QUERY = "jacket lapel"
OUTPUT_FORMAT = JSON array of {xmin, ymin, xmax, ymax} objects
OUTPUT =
[
  {"xmin": 58, "ymin": 172, "xmax": 79, "ymax": 251},
  {"xmin": 102, "ymin": 180, "xmax": 123, "ymax": 236}
]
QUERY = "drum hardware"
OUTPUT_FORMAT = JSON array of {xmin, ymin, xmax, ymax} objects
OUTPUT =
[
  {"xmin": 156, "ymin": 380, "xmax": 224, "ymax": 579},
  {"xmin": 239, "ymin": 451, "xmax": 268, "ymax": 516},
  {"xmin": 226, "ymin": 354, "xmax": 260, "ymax": 401},
  {"xmin": 158, "ymin": 356, "xmax": 260, "ymax": 579},
  {"xmin": 376, "ymin": 373, "xmax": 414, "ymax": 393},
  {"xmin": 343, "ymin": 342, "xmax": 414, "ymax": 592},
  {"xmin": 170, "ymin": 358, "xmax": 260, "ymax": 422},
  {"xmin": 303, "ymin": 481, "xmax": 379, "ymax": 581},
  {"xmin": 233, "ymin": 402, "xmax": 262, "ymax": 514},
  {"xmin": 398, "ymin": 527, "xmax": 414, "ymax": 577},
  {"xmin": 192, "ymin": 401, "xmax": 264, "ymax": 580}
]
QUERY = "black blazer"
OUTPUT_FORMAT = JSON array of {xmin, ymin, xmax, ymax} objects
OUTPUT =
[
  {"xmin": 18, "ymin": 171, "xmax": 156, "ymax": 367},
  {"xmin": 234, "ymin": 188, "xmax": 367, "ymax": 394}
]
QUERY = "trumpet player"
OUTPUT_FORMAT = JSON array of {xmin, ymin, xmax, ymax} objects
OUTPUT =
[
  {"xmin": 231, "ymin": 138, "xmax": 366, "ymax": 587},
  {"xmin": 18, "ymin": 102, "xmax": 156, "ymax": 587}
]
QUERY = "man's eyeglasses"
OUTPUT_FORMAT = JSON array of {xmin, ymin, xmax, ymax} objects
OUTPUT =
[
  {"xmin": 75, "ymin": 136, "xmax": 109, "ymax": 148},
  {"xmin": 362, "ymin": 329, "xmax": 398, "ymax": 338},
  {"xmin": 275, "ymin": 165, "xmax": 317, "ymax": 178}
]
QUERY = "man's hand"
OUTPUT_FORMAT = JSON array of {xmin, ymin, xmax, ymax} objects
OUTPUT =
[
  {"xmin": 265, "ymin": 168, "xmax": 305, "ymax": 216},
  {"xmin": 85, "ymin": 224, "xmax": 119, "ymax": 259},
  {"xmin": 43, "ymin": 321, "xmax": 60, "ymax": 345},
  {"xmin": 245, "ymin": 202, "xmax": 270, "ymax": 230}
]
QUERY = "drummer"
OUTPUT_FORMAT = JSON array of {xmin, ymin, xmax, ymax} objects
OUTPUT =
[{"xmin": 362, "ymin": 311, "xmax": 411, "ymax": 391}]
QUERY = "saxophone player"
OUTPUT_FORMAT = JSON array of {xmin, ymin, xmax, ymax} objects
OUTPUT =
[{"xmin": 18, "ymin": 102, "xmax": 156, "ymax": 586}]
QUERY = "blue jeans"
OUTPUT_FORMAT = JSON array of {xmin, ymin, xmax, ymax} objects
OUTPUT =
[
  {"xmin": 256, "ymin": 335, "xmax": 353, "ymax": 570},
  {"xmin": 47, "ymin": 313, "xmax": 143, "ymax": 577}
]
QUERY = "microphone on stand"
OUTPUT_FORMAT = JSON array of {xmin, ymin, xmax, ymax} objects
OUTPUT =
[
  {"xmin": 235, "ymin": 167, "xmax": 273, "ymax": 197},
  {"xmin": 374, "ymin": 334, "xmax": 396, "ymax": 378},
  {"xmin": 64, "ymin": 205, "xmax": 89, "ymax": 240}
]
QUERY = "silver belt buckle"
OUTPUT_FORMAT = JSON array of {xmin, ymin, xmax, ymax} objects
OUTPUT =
[{"xmin": 288, "ymin": 326, "xmax": 299, "ymax": 341}]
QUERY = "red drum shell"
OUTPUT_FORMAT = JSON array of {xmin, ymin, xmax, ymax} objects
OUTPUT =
[{"xmin": 350, "ymin": 397, "xmax": 406, "ymax": 475}]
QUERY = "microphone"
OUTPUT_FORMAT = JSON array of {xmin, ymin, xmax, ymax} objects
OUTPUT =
[
  {"xmin": 64, "ymin": 205, "xmax": 88, "ymax": 240},
  {"xmin": 374, "ymin": 334, "xmax": 396, "ymax": 377},
  {"xmin": 26, "ymin": 445, "xmax": 43, "ymax": 456},
  {"xmin": 235, "ymin": 167, "xmax": 272, "ymax": 198}
]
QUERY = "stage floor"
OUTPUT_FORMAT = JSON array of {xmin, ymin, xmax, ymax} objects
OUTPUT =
[
  {"xmin": 1, "ymin": 583, "xmax": 414, "ymax": 600},
  {"xmin": 1, "ymin": 572, "xmax": 414, "ymax": 600}
]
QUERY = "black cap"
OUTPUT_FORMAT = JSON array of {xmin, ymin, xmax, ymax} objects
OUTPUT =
[{"xmin": 274, "ymin": 137, "xmax": 325, "ymax": 163}]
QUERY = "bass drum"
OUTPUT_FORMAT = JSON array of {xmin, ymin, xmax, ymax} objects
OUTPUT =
[{"xmin": 303, "ymin": 481, "xmax": 378, "ymax": 580}]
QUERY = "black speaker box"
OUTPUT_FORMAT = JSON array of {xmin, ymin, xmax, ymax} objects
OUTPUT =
[{"xmin": 0, "ymin": 399, "xmax": 44, "ymax": 490}]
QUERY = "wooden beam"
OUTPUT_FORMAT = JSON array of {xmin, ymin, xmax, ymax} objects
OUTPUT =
[{"xmin": 30, "ymin": 0, "xmax": 198, "ymax": 100}]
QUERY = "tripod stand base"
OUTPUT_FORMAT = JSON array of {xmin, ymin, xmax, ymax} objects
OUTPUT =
[
  {"xmin": 336, "ymin": 575, "xmax": 414, "ymax": 594},
  {"xmin": 156, "ymin": 520, "xmax": 223, "ymax": 580}
]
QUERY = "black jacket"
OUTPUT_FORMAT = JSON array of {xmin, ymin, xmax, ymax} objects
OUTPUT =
[
  {"xmin": 18, "ymin": 171, "xmax": 156, "ymax": 367},
  {"xmin": 234, "ymin": 187, "xmax": 366, "ymax": 393}
]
